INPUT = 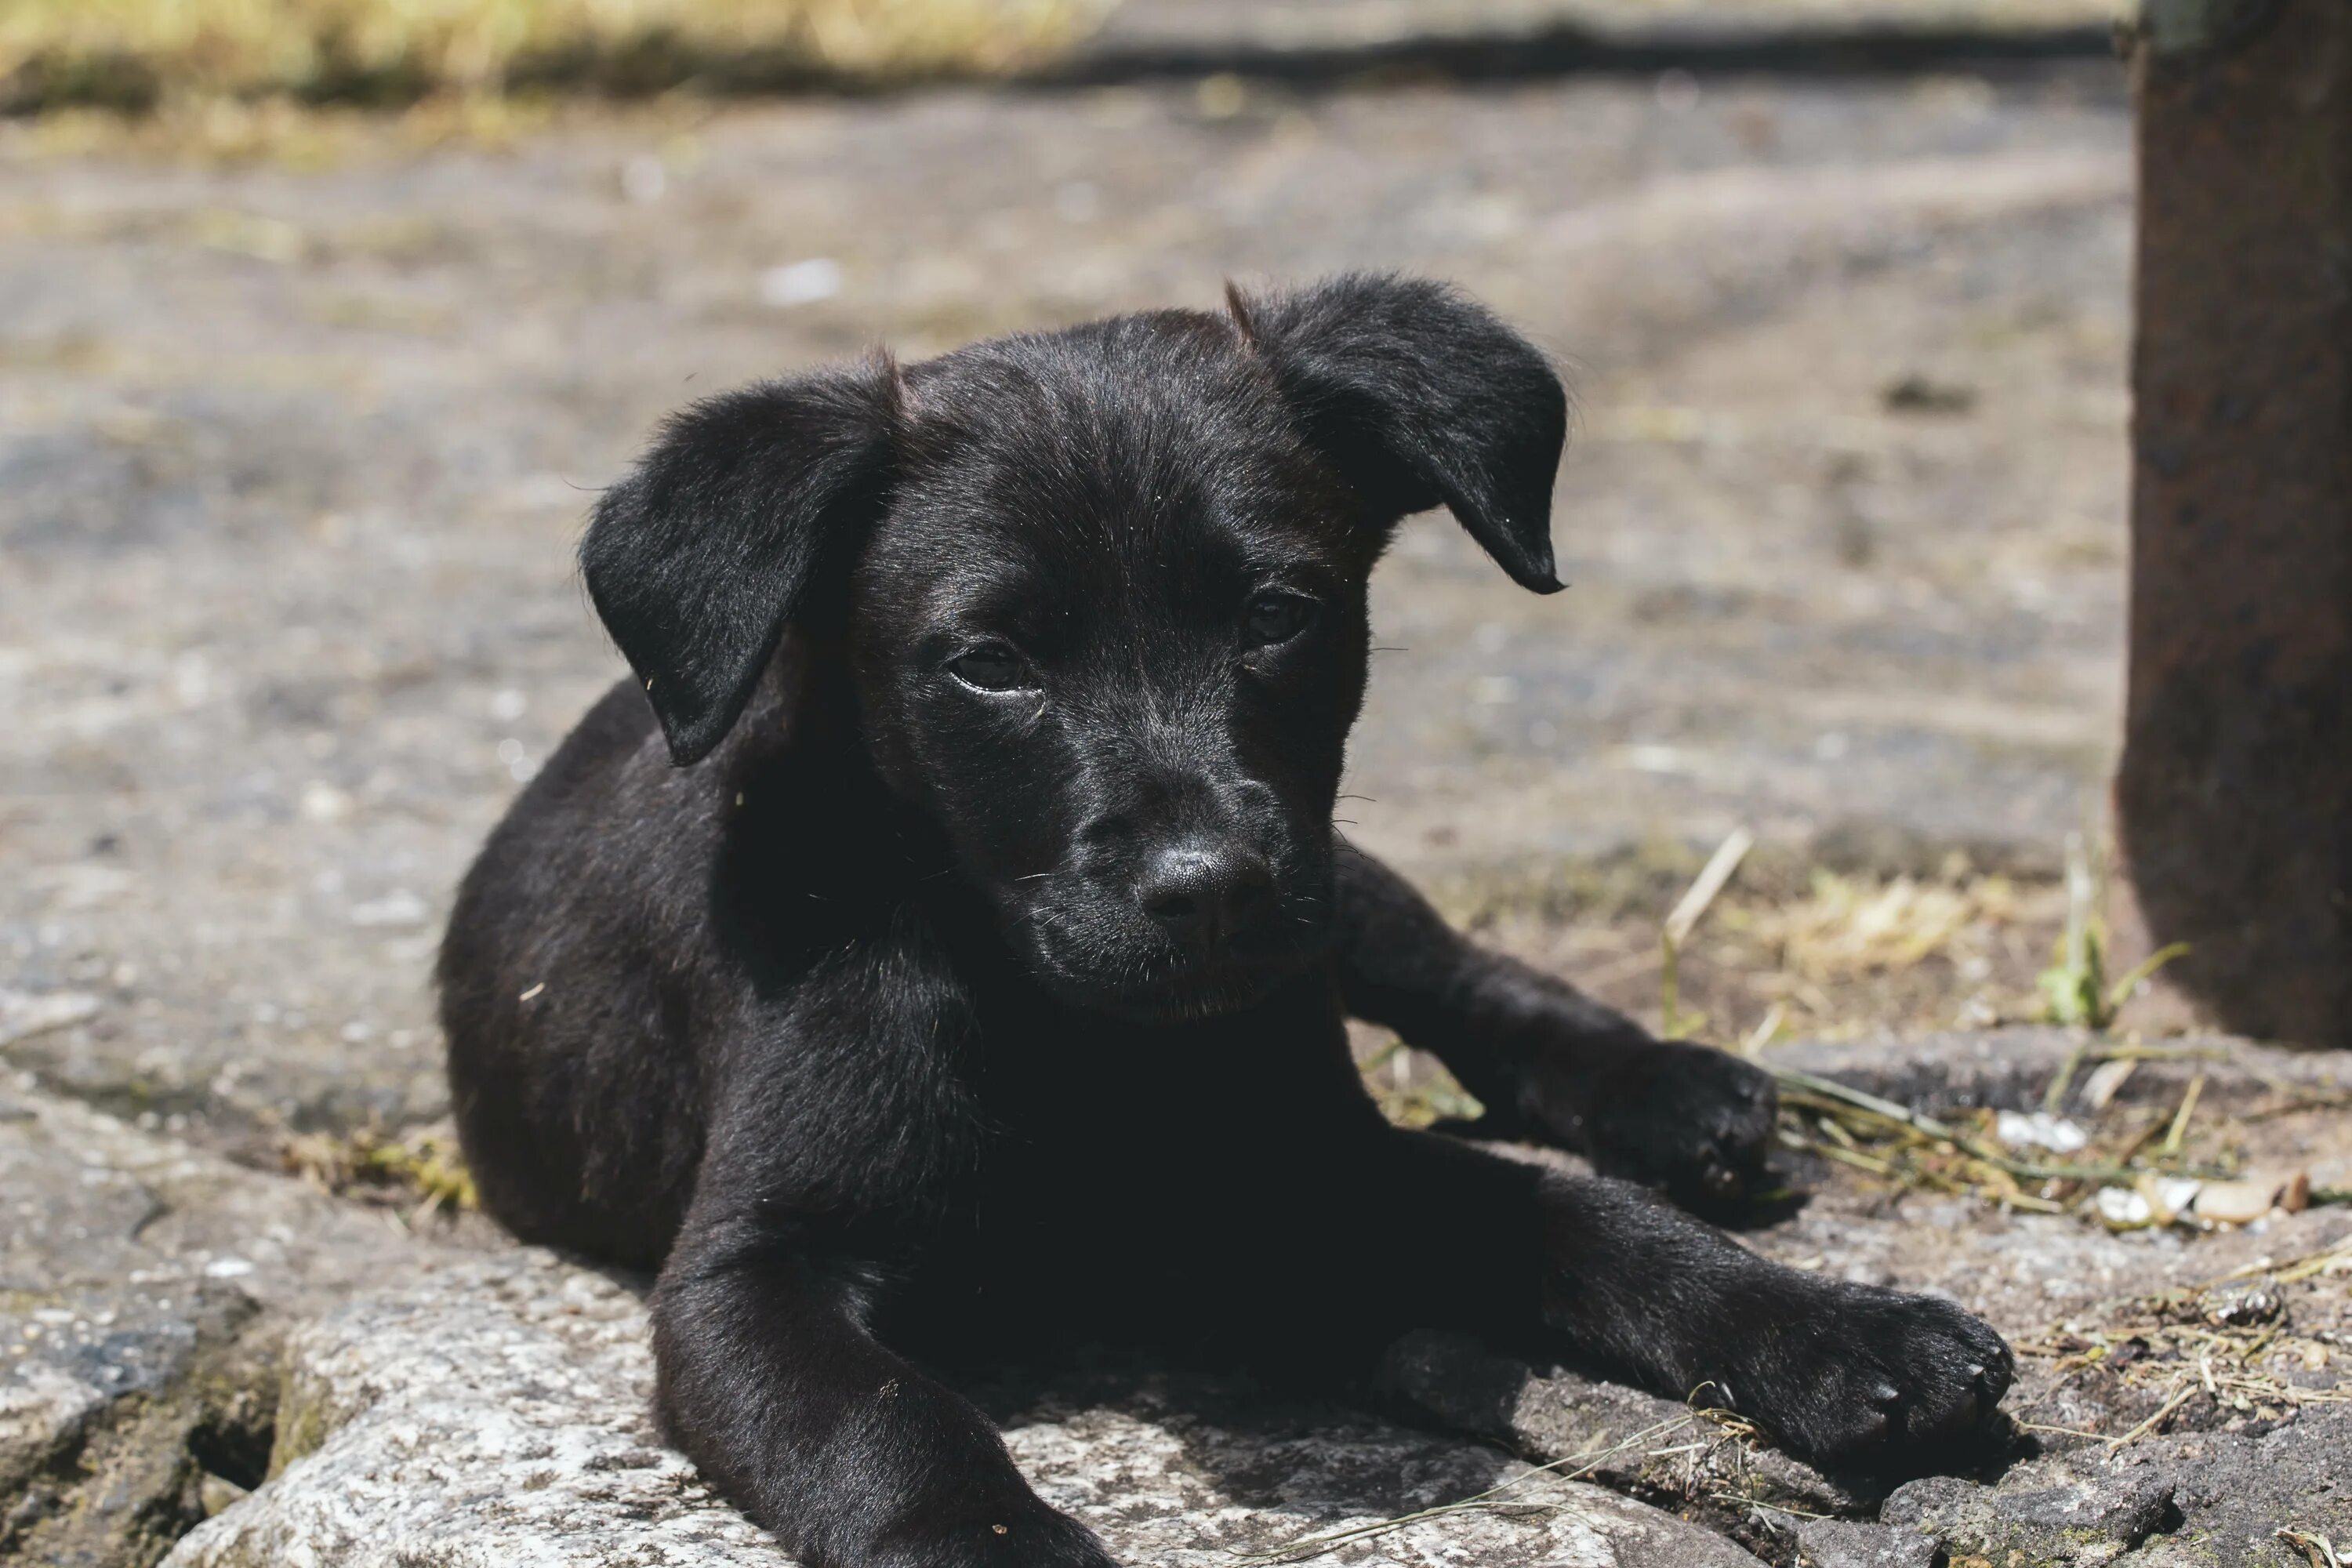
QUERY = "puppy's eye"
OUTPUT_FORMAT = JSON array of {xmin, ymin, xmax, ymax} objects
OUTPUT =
[
  {"xmin": 1243, "ymin": 592, "xmax": 1316, "ymax": 648},
  {"xmin": 946, "ymin": 644, "xmax": 1033, "ymax": 693}
]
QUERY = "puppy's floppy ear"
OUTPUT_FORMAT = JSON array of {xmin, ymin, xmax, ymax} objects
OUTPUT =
[
  {"xmin": 1233, "ymin": 274, "xmax": 1566, "ymax": 593},
  {"xmin": 582, "ymin": 365, "xmax": 895, "ymax": 766}
]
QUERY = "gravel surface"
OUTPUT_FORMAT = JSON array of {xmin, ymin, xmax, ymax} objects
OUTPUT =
[{"xmin": 2, "ymin": 57, "xmax": 2131, "ymax": 1142}]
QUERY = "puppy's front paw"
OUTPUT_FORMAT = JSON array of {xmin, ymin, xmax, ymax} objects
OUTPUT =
[
  {"xmin": 1717, "ymin": 1281, "xmax": 2014, "ymax": 1475},
  {"xmin": 1565, "ymin": 1040, "xmax": 1777, "ymax": 1207}
]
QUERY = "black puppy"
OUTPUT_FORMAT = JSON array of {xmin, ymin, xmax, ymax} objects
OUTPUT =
[{"xmin": 441, "ymin": 274, "xmax": 2011, "ymax": 1568}]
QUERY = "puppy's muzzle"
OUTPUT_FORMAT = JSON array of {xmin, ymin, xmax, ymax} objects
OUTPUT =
[{"xmin": 1134, "ymin": 839, "xmax": 1276, "ymax": 951}]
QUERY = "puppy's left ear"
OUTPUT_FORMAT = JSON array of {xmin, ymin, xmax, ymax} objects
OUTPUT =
[
  {"xmin": 582, "ymin": 363, "xmax": 896, "ymax": 766},
  {"xmin": 1232, "ymin": 274, "xmax": 1566, "ymax": 592}
]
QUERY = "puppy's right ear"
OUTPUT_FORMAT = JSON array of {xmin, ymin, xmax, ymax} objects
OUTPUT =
[
  {"xmin": 1232, "ymin": 274, "xmax": 1566, "ymax": 593},
  {"xmin": 582, "ymin": 365, "xmax": 895, "ymax": 767}
]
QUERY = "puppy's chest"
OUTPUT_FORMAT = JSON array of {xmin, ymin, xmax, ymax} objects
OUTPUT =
[
  {"xmin": 967, "ymin": 1048, "xmax": 1244, "ymax": 1217},
  {"xmin": 895, "ymin": 1105, "xmax": 1263, "ymax": 1341},
  {"xmin": 951, "ymin": 1010, "xmax": 1344, "ymax": 1230}
]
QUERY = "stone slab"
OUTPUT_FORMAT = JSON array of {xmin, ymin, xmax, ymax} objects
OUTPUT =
[
  {"xmin": 168, "ymin": 1253, "xmax": 1767, "ymax": 1568},
  {"xmin": 0, "ymin": 1076, "xmax": 473, "ymax": 1565}
]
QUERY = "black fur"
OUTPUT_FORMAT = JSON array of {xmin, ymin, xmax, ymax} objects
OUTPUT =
[{"xmin": 441, "ymin": 274, "xmax": 2012, "ymax": 1568}]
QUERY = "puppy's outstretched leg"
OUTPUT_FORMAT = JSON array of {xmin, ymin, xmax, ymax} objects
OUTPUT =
[
  {"xmin": 1333, "ymin": 850, "xmax": 1776, "ymax": 1204},
  {"xmin": 652, "ymin": 1210, "xmax": 1112, "ymax": 1568},
  {"xmin": 1332, "ymin": 1130, "xmax": 2013, "ymax": 1476}
]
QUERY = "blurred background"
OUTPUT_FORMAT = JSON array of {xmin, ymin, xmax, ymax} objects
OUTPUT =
[{"xmin": 0, "ymin": 0, "xmax": 2144, "ymax": 1138}]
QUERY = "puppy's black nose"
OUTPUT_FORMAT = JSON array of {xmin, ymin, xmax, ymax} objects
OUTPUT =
[{"xmin": 1137, "ymin": 843, "xmax": 1274, "ymax": 947}]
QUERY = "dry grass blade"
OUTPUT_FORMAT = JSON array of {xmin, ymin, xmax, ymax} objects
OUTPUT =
[
  {"xmin": 1713, "ymin": 1494, "xmax": 1835, "ymax": 1521},
  {"xmin": 2105, "ymin": 941, "xmax": 2193, "ymax": 1014},
  {"xmin": 1766, "ymin": 1054, "xmax": 2274, "ymax": 1225},
  {"xmin": 2160, "ymin": 1070, "xmax": 2205, "ymax": 1159},
  {"xmin": 1772, "ymin": 1065, "xmax": 1934, "ymax": 1130},
  {"xmin": 1664, "ymin": 827, "xmax": 1754, "ymax": 950},
  {"xmin": 2042, "ymin": 1035, "xmax": 2093, "ymax": 1114},
  {"xmin": 2104, "ymin": 1378, "xmax": 2198, "ymax": 1453},
  {"xmin": 2267, "ymin": 1236, "xmax": 2352, "ymax": 1287},
  {"xmin": 1355, "ymin": 1036, "xmax": 1485, "ymax": 1129},
  {"xmin": 1660, "ymin": 825, "xmax": 1751, "ymax": 1038},
  {"xmin": 1771, "ymin": 1066, "xmax": 2136, "ymax": 1185},
  {"xmin": 2278, "ymin": 1527, "xmax": 2347, "ymax": 1567},
  {"xmin": 1739, "ymin": 1001, "xmax": 1786, "ymax": 1058}
]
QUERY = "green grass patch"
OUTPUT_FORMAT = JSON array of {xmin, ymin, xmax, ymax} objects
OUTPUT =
[{"xmin": 0, "ymin": 0, "xmax": 1106, "ymax": 114}]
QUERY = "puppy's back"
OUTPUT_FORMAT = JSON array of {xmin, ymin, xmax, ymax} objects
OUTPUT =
[{"xmin": 438, "ymin": 679, "xmax": 713, "ymax": 1269}]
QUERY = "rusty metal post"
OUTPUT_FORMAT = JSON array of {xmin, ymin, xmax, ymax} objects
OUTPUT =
[{"xmin": 2114, "ymin": 0, "xmax": 2352, "ymax": 1045}]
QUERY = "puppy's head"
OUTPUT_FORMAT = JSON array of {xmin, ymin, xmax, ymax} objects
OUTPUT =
[{"xmin": 583, "ymin": 275, "xmax": 1566, "ymax": 1022}]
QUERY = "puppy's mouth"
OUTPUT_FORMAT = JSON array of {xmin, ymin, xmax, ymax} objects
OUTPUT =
[
  {"xmin": 1094, "ymin": 956, "xmax": 1289, "ymax": 1024},
  {"xmin": 1014, "ymin": 904, "xmax": 1323, "ymax": 1024}
]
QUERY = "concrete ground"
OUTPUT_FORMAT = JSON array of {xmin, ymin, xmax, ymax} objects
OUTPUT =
[{"xmin": 1, "ymin": 46, "xmax": 2132, "ymax": 1139}]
